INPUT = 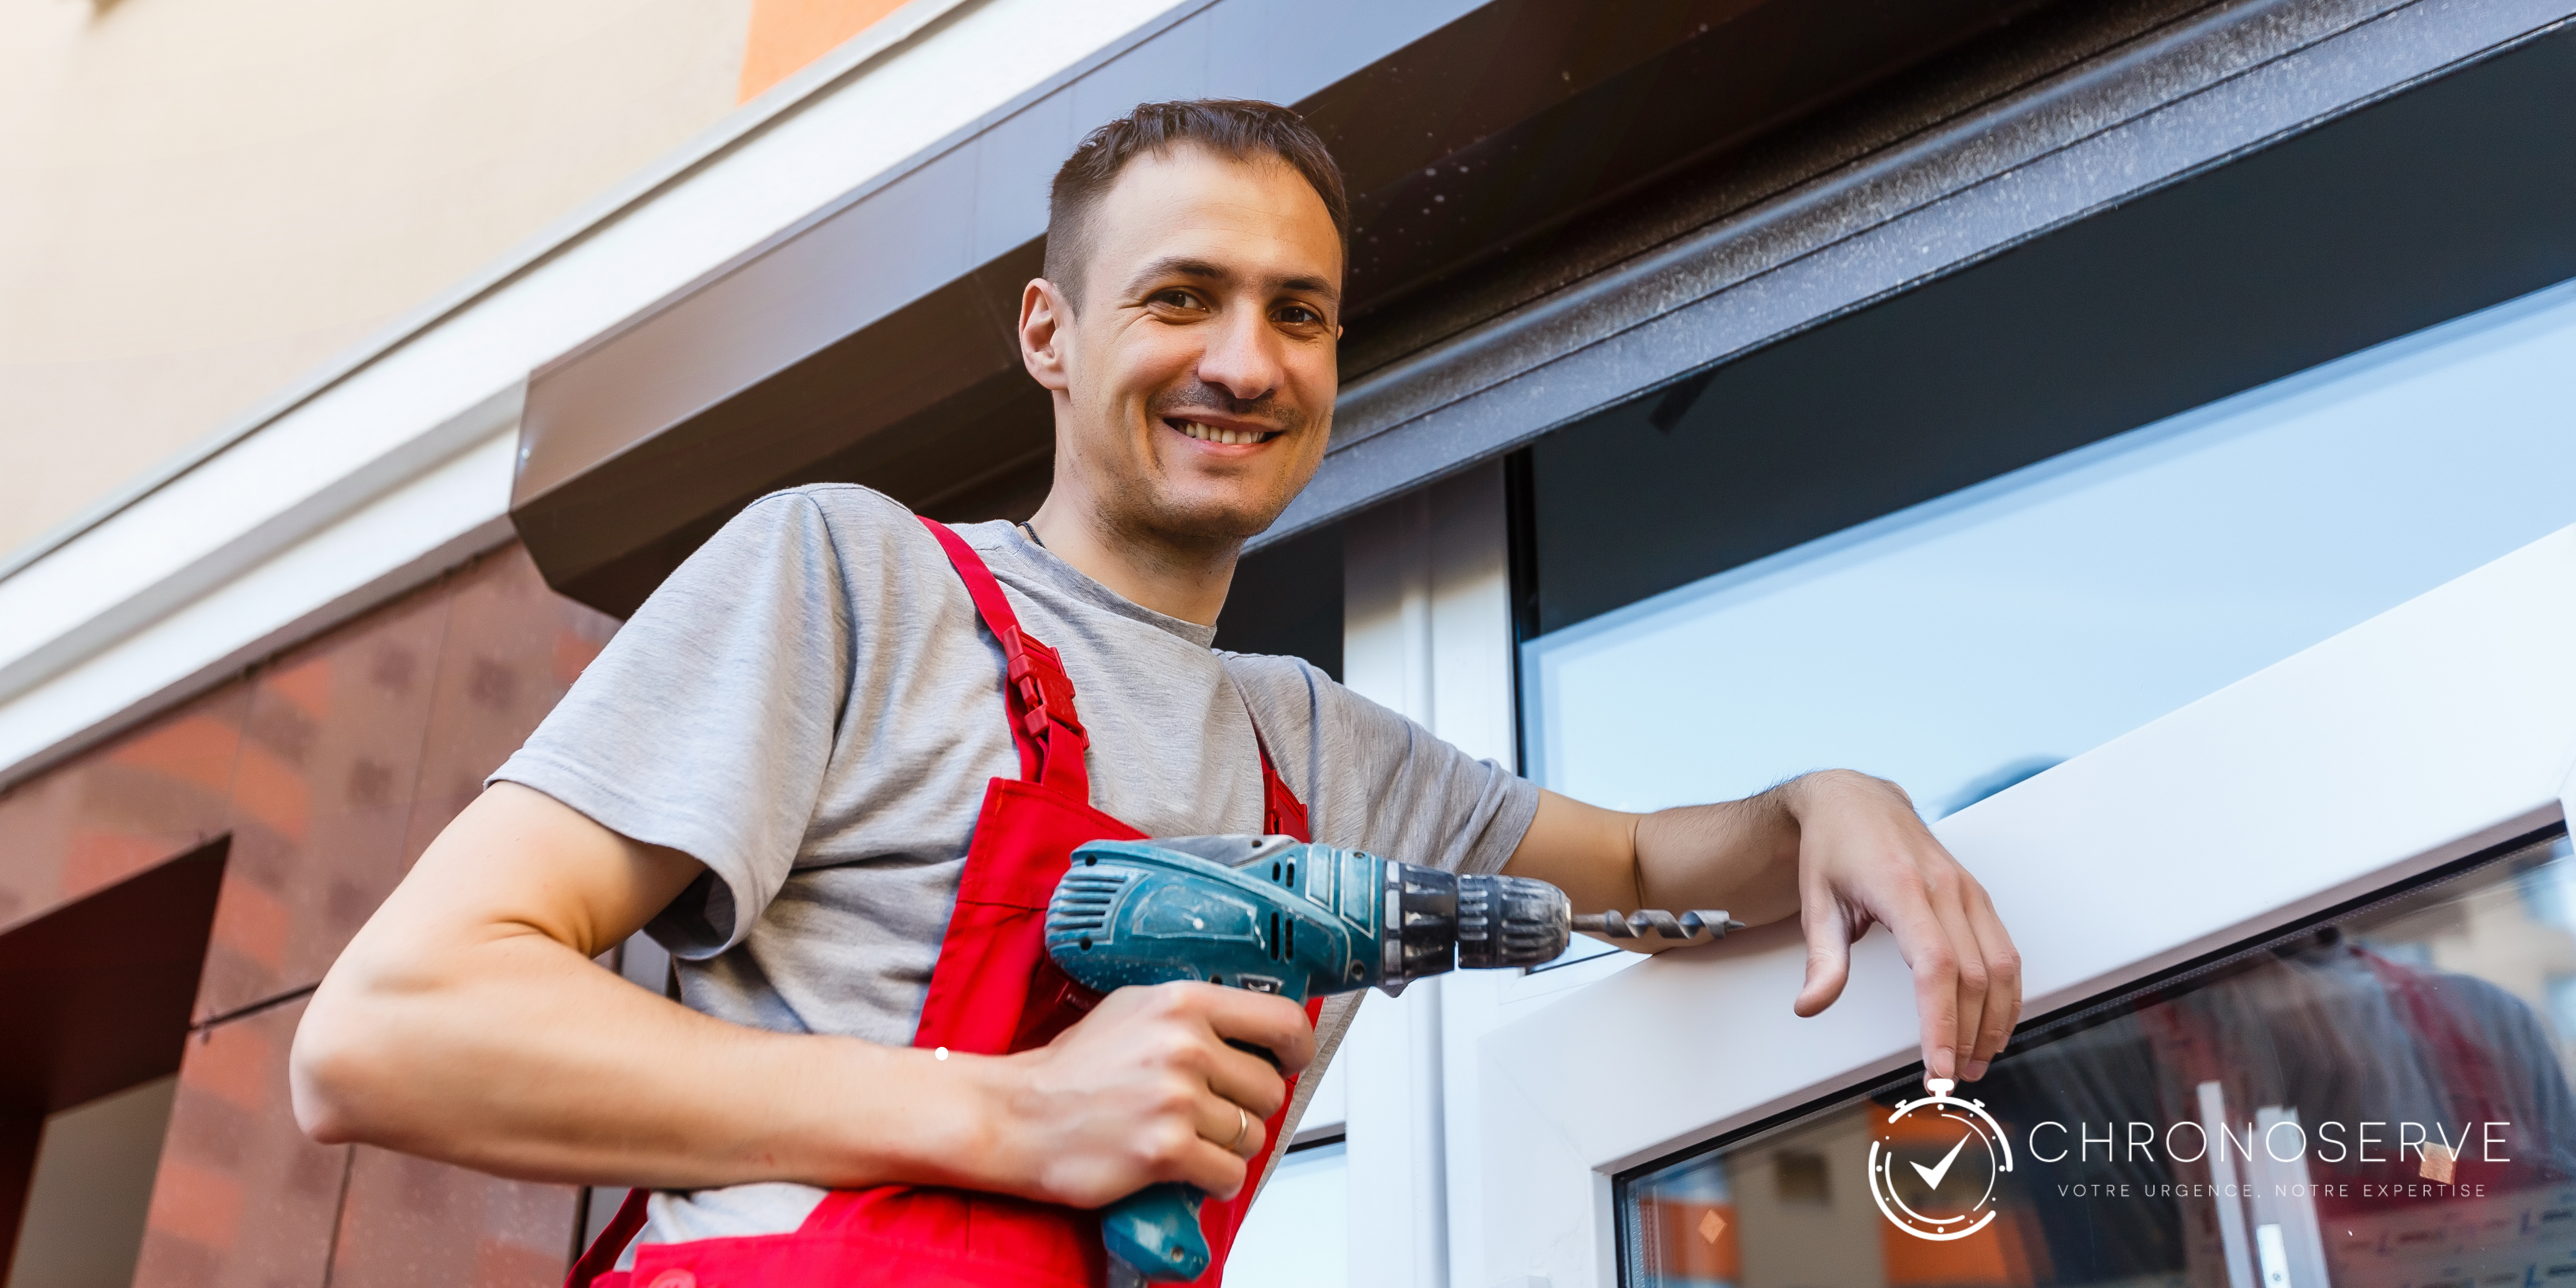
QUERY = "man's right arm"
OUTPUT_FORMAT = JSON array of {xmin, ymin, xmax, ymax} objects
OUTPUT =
[{"xmin": 289, "ymin": 783, "xmax": 1312, "ymax": 1204}]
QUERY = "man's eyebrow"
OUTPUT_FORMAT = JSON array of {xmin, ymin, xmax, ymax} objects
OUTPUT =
[
  {"xmin": 1278, "ymin": 274, "xmax": 1341, "ymax": 306},
  {"xmin": 1126, "ymin": 256, "xmax": 1230, "ymax": 292},
  {"xmin": 1125, "ymin": 257, "xmax": 1342, "ymax": 306}
]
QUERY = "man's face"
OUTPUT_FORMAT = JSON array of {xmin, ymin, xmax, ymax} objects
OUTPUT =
[{"xmin": 1025, "ymin": 145, "xmax": 1341, "ymax": 544}]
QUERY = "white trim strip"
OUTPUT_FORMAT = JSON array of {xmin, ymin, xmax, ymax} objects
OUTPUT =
[
  {"xmin": 0, "ymin": 0, "xmax": 983, "ymax": 588},
  {"xmin": 0, "ymin": 0, "xmax": 1209, "ymax": 783}
]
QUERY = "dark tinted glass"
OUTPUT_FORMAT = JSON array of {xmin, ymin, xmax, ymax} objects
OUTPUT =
[{"xmin": 1527, "ymin": 24, "xmax": 2576, "ymax": 638}]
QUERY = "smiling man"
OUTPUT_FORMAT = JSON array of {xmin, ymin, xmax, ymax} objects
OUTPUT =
[{"xmin": 291, "ymin": 101, "xmax": 2019, "ymax": 1287}]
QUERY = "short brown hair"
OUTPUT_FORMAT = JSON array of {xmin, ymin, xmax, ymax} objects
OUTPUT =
[{"xmin": 1045, "ymin": 99, "xmax": 1350, "ymax": 309}]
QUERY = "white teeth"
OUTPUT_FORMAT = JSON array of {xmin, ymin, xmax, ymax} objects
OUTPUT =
[{"xmin": 1174, "ymin": 419, "xmax": 1270, "ymax": 446}]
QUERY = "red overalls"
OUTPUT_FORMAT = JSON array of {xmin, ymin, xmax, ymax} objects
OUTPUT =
[{"xmin": 568, "ymin": 517, "xmax": 1319, "ymax": 1288}]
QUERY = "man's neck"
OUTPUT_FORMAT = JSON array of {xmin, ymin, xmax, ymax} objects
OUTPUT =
[{"xmin": 1022, "ymin": 494, "xmax": 1238, "ymax": 627}]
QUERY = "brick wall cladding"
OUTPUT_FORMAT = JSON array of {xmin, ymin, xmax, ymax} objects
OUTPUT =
[{"xmin": 0, "ymin": 542, "xmax": 620, "ymax": 1288}]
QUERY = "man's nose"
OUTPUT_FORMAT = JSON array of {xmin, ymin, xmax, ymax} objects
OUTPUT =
[{"xmin": 1195, "ymin": 303, "xmax": 1284, "ymax": 405}]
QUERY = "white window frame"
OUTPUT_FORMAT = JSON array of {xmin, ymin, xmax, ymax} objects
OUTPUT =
[{"xmin": 1459, "ymin": 521, "xmax": 2576, "ymax": 1288}]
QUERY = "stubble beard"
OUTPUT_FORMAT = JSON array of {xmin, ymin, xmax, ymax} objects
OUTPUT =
[{"xmin": 1104, "ymin": 382, "xmax": 1319, "ymax": 552}]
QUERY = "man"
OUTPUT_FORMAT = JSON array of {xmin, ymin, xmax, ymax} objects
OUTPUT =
[{"xmin": 291, "ymin": 101, "xmax": 2018, "ymax": 1284}]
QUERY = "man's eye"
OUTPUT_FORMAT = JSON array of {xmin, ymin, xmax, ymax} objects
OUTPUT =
[
  {"xmin": 1277, "ymin": 305, "xmax": 1323, "ymax": 326},
  {"xmin": 1152, "ymin": 289, "xmax": 1205, "ymax": 310}
]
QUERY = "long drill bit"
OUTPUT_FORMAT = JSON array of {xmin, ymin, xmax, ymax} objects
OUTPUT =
[{"xmin": 1586, "ymin": 909, "xmax": 1745, "ymax": 943}]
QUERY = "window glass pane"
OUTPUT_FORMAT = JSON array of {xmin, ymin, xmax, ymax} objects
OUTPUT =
[
  {"xmin": 1230, "ymin": 1140, "xmax": 1349, "ymax": 1287},
  {"xmin": 1620, "ymin": 830, "xmax": 2576, "ymax": 1288},
  {"xmin": 1522, "ymin": 278, "xmax": 2576, "ymax": 816}
]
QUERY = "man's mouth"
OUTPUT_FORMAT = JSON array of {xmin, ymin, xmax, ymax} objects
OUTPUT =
[{"xmin": 1168, "ymin": 417, "xmax": 1281, "ymax": 446}]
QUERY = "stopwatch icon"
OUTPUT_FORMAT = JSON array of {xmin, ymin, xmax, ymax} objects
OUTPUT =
[{"xmin": 1868, "ymin": 1078, "xmax": 2014, "ymax": 1242}]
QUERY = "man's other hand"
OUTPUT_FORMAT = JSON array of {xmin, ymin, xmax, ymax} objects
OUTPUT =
[
  {"xmin": 982, "ymin": 982, "xmax": 1314, "ymax": 1207},
  {"xmin": 1505, "ymin": 768, "xmax": 2022, "ymax": 1086},
  {"xmin": 1775, "ymin": 770, "xmax": 2020, "ymax": 1084}
]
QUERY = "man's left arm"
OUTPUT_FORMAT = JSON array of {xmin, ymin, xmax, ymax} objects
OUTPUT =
[{"xmin": 1501, "ymin": 769, "xmax": 2021, "ymax": 1084}]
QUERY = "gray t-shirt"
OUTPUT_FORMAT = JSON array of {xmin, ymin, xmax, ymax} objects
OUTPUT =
[{"xmin": 492, "ymin": 484, "xmax": 1538, "ymax": 1248}]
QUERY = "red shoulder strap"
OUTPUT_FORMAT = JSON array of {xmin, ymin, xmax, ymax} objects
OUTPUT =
[
  {"xmin": 1250, "ymin": 722, "xmax": 1310, "ymax": 843},
  {"xmin": 916, "ymin": 518, "xmax": 1090, "ymax": 797},
  {"xmin": 564, "ymin": 1188, "xmax": 647, "ymax": 1288}
]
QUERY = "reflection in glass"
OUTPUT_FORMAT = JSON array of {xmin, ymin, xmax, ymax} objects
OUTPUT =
[
  {"xmin": 1522, "ymin": 278, "xmax": 2576, "ymax": 817},
  {"xmin": 1622, "ymin": 831, "xmax": 2576, "ymax": 1288}
]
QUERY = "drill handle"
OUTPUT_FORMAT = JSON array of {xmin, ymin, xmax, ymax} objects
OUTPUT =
[
  {"xmin": 1101, "ymin": 1043, "xmax": 1276, "ymax": 1281},
  {"xmin": 1102, "ymin": 1182, "xmax": 1210, "ymax": 1281}
]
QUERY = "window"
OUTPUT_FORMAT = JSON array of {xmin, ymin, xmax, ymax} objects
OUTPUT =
[
  {"xmin": 1467, "ymin": 20, "xmax": 2576, "ymax": 1288},
  {"xmin": 1521, "ymin": 277, "xmax": 2576, "ymax": 818},
  {"xmin": 1228, "ymin": 1139, "xmax": 1350, "ymax": 1288},
  {"xmin": 1620, "ymin": 828, "xmax": 2576, "ymax": 1288}
]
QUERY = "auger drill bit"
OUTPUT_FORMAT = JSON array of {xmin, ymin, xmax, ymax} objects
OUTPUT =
[{"xmin": 1586, "ymin": 909, "xmax": 1745, "ymax": 943}]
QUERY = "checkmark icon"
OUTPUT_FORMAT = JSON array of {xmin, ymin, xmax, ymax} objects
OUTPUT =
[{"xmin": 1911, "ymin": 1133, "xmax": 1973, "ymax": 1191}]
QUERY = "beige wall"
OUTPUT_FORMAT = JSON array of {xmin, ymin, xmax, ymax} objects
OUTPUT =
[{"xmin": 0, "ymin": 0, "xmax": 753, "ymax": 557}]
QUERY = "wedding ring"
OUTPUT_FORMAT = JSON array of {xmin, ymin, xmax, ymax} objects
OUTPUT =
[{"xmin": 1225, "ymin": 1105, "xmax": 1252, "ymax": 1154}]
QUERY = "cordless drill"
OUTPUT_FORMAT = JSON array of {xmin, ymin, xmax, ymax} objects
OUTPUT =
[{"xmin": 1048, "ymin": 834, "xmax": 1714, "ymax": 1281}]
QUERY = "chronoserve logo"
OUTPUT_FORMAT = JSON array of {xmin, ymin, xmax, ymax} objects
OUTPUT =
[
  {"xmin": 1868, "ymin": 1078, "xmax": 2016, "ymax": 1241},
  {"xmin": 1864, "ymin": 1079, "xmax": 2515, "ymax": 1244}
]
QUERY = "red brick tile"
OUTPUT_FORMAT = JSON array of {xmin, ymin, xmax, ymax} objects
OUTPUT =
[
  {"xmin": 403, "ymin": 547, "xmax": 619, "ymax": 870},
  {"xmin": 0, "ymin": 686, "xmax": 247, "ymax": 929},
  {"xmin": 551, "ymin": 629, "xmax": 608, "ymax": 689},
  {"xmin": 266, "ymin": 655, "xmax": 334, "ymax": 724},
  {"xmin": 197, "ymin": 590, "xmax": 450, "ymax": 1016},
  {"xmin": 328, "ymin": 1147, "xmax": 578, "ymax": 1288},
  {"xmin": 62, "ymin": 828, "xmax": 184, "ymax": 898},
  {"xmin": 208, "ymin": 875, "xmax": 291, "ymax": 975},
  {"xmin": 186, "ymin": 1011, "xmax": 274, "ymax": 1114},
  {"xmin": 228, "ymin": 741, "xmax": 313, "ymax": 846},
  {"xmin": 480, "ymin": 1237, "xmax": 571, "ymax": 1288},
  {"xmin": 133, "ymin": 997, "xmax": 345, "ymax": 1288},
  {"xmin": 146, "ymin": 1156, "xmax": 246, "ymax": 1250},
  {"xmin": 112, "ymin": 708, "xmax": 247, "ymax": 796},
  {"xmin": 0, "ymin": 771, "xmax": 76, "ymax": 928}
]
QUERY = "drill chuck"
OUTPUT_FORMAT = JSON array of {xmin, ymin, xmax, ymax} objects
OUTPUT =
[
  {"xmin": 1377, "ymin": 864, "xmax": 1573, "ymax": 988},
  {"xmin": 1459, "ymin": 872, "xmax": 1575, "ymax": 969}
]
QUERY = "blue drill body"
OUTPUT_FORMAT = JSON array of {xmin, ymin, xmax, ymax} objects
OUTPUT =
[{"xmin": 1046, "ymin": 834, "xmax": 1571, "ymax": 1280}]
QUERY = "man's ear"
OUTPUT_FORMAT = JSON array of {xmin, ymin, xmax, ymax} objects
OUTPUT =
[{"xmin": 1020, "ymin": 278, "xmax": 1073, "ymax": 392}]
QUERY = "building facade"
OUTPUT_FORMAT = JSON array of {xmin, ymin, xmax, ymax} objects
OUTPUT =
[{"xmin": 6, "ymin": 1, "xmax": 2574, "ymax": 1285}]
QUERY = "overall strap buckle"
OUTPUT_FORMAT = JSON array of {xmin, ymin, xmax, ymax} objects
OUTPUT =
[
  {"xmin": 998, "ymin": 626, "xmax": 1086, "ymax": 743},
  {"xmin": 915, "ymin": 517, "xmax": 1092, "ymax": 794}
]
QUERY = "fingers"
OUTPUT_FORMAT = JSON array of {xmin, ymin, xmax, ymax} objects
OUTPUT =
[
  {"xmin": 1783, "ymin": 774, "xmax": 2022, "ymax": 1086},
  {"xmin": 1200, "ymin": 986, "xmax": 1318, "ymax": 1077},
  {"xmin": 1925, "ymin": 871, "xmax": 1990, "ymax": 1080},
  {"xmin": 1150, "ymin": 1074, "xmax": 1273, "ymax": 1197},
  {"xmin": 1197, "ymin": 1096, "xmax": 1266, "ymax": 1160},
  {"xmin": 1961, "ymin": 878, "xmax": 2023, "ymax": 1076},
  {"xmin": 1793, "ymin": 884, "xmax": 1854, "ymax": 1019},
  {"xmin": 1880, "ymin": 889, "xmax": 1963, "ymax": 1084},
  {"xmin": 1006, "ymin": 982, "xmax": 1307, "ymax": 1206},
  {"xmin": 1145, "ymin": 1106, "xmax": 1255, "ymax": 1199}
]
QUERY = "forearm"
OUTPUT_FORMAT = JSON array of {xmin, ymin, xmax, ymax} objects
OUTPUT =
[
  {"xmin": 294, "ymin": 920, "xmax": 994, "ymax": 1191},
  {"xmin": 292, "ymin": 783, "xmax": 1012, "ymax": 1194},
  {"xmin": 293, "ymin": 784, "xmax": 1314, "ymax": 1207},
  {"xmin": 1631, "ymin": 787, "xmax": 1802, "ymax": 928},
  {"xmin": 1508, "ymin": 770, "xmax": 1902, "ymax": 940}
]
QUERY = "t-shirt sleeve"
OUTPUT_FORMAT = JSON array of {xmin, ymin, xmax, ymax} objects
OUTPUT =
[
  {"xmin": 490, "ymin": 492, "xmax": 853, "ymax": 957},
  {"xmin": 1231, "ymin": 655, "xmax": 1540, "ymax": 877}
]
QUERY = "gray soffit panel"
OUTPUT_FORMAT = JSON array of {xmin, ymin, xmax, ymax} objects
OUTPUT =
[
  {"xmin": 515, "ymin": 0, "xmax": 2065, "ymax": 616},
  {"xmin": 1266, "ymin": 0, "xmax": 2576, "ymax": 545},
  {"xmin": 512, "ymin": 0, "xmax": 1494, "ymax": 615}
]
